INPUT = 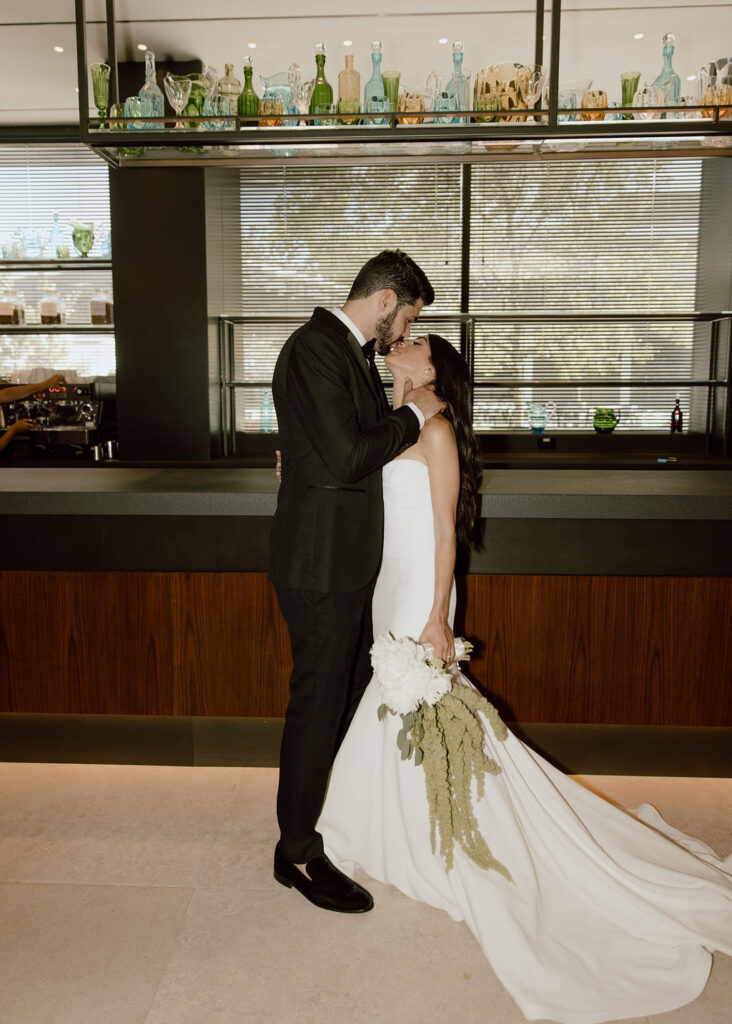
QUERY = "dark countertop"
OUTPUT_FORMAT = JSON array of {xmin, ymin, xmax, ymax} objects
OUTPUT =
[{"xmin": 1, "ymin": 466, "xmax": 731, "ymax": 520}]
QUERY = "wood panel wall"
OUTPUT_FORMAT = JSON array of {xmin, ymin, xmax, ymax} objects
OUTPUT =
[{"xmin": 1, "ymin": 571, "xmax": 730, "ymax": 726}]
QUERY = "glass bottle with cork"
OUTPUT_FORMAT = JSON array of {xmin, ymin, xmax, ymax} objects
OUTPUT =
[
  {"xmin": 309, "ymin": 43, "xmax": 333, "ymax": 118},
  {"xmin": 364, "ymin": 41, "xmax": 386, "ymax": 118},
  {"xmin": 338, "ymin": 53, "xmax": 360, "ymax": 124},
  {"xmin": 670, "ymin": 394, "xmax": 683, "ymax": 432},
  {"xmin": 238, "ymin": 57, "xmax": 259, "ymax": 125}
]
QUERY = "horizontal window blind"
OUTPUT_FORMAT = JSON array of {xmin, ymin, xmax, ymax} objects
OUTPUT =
[
  {"xmin": 227, "ymin": 164, "xmax": 463, "ymax": 432},
  {"xmin": 470, "ymin": 160, "xmax": 704, "ymax": 431},
  {"xmin": 210, "ymin": 157, "xmax": 719, "ymax": 437},
  {"xmin": 0, "ymin": 145, "xmax": 113, "ymax": 384}
]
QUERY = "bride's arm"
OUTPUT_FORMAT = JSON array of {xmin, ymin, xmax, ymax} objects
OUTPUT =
[{"xmin": 419, "ymin": 416, "xmax": 460, "ymax": 664}]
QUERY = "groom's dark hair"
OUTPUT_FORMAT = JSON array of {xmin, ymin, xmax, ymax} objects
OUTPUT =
[{"xmin": 347, "ymin": 250, "xmax": 435, "ymax": 308}]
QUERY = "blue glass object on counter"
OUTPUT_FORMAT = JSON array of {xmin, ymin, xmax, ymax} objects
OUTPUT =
[
  {"xmin": 260, "ymin": 388, "xmax": 277, "ymax": 433},
  {"xmin": 528, "ymin": 402, "xmax": 548, "ymax": 433},
  {"xmin": 652, "ymin": 33, "xmax": 681, "ymax": 116},
  {"xmin": 364, "ymin": 41, "xmax": 388, "ymax": 123}
]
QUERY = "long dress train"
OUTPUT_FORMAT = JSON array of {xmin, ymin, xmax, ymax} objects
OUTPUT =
[{"xmin": 318, "ymin": 458, "xmax": 732, "ymax": 1024}]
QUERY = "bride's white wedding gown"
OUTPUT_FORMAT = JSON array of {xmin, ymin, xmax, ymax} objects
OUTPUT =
[{"xmin": 318, "ymin": 458, "xmax": 732, "ymax": 1024}]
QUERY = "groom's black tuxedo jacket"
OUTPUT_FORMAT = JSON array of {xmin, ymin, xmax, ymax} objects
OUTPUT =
[{"xmin": 269, "ymin": 307, "xmax": 420, "ymax": 594}]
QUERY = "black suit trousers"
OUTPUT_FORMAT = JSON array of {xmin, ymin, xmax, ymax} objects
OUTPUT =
[{"xmin": 274, "ymin": 579, "xmax": 375, "ymax": 863}]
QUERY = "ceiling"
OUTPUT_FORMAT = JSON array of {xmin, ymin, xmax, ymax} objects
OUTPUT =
[{"xmin": 1, "ymin": 1, "xmax": 730, "ymax": 124}]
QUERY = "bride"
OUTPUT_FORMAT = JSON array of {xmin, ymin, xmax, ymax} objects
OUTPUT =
[{"xmin": 318, "ymin": 333, "xmax": 732, "ymax": 1024}]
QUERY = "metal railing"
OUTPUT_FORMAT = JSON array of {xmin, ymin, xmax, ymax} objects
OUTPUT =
[{"xmin": 218, "ymin": 312, "xmax": 731, "ymax": 456}]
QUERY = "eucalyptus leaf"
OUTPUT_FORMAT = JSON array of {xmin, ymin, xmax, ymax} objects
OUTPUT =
[
  {"xmin": 377, "ymin": 703, "xmax": 388, "ymax": 722},
  {"xmin": 414, "ymin": 747, "xmax": 424, "ymax": 766}
]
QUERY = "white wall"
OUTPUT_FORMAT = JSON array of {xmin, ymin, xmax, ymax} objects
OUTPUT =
[{"xmin": 0, "ymin": 1, "xmax": 730, "ymax": 123}]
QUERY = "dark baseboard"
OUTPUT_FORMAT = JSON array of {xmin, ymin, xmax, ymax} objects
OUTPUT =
[{"xmin": 0, "ymin": 714, "xmax": 730, "ymax": 777}]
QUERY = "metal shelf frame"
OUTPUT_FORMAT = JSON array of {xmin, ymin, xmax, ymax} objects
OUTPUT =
[
  {"xmin": 218, "ymin": 312, "xmax": 732, "ymax": 457},
  {"xmin": 72, "ymin": 0, "xmax": 732, "ymax": 167},
  {"xmin": 0, "ymin": 260, "xmax": 112, "ymax": 272}
]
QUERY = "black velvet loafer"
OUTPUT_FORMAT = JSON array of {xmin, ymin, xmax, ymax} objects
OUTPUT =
[{"xmin": 274, "ymin": 844, "xmax": 374, "ymax": 913}]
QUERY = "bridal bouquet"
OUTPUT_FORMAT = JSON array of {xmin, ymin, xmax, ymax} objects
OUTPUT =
[{"xmin": 372, "ymin": 633, "xmax": 512, "ymax": 882}]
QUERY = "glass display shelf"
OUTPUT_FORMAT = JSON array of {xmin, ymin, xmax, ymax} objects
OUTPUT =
[
  {"xmin": 0, "ymin": 325, "xmax": 115, "ymax": 334},
  {"xmin": 0, "ymin": 260, "xmax": 112, "ymax": 272}
]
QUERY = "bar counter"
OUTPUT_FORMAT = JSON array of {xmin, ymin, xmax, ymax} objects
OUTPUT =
[
  {"xmin": 1, "ymin": 465, "xmax": 730, "ymax": 776},
  {"xmin": 1, "ymin": 466, "xmax": 730, "ymax": 574}
]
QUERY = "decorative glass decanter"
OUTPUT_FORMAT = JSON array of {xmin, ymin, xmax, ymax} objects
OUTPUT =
[
  {"xmin": 138, "ymin": 50, "xmax": 164, "ymax": 126},
  {"xmin": 218, "ymin": 64, "xmax": 241, "ymax": 112},
  {"xmin": 309, "ymin": 43, "xmax": 333, "ymax": 115},
  {"xmin": 652, "ymin": 33, "xmax": 681, "ymax": 115},
  {"xmin": 446, "ymin": 41, "xmax": 470, "ymax": 122},
  {"xmin": 49, "ymin": 212, "xmax": 65, "ymax": 259},
  {"xmin": 238, "ymin": 57, "xmax": 259, "ymax": 124},
  {"xmin": 364, "ymin": 41, "xmax": 386, "ymax": 115},
  {"xmin": 338, "ymin": 54, "xmax": 360, "ymax": 123}
]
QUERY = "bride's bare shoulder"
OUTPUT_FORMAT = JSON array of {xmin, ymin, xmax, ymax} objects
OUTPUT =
[{"xmin": 421, "ymin": 414, "xmax": 457, "ymax": 455}]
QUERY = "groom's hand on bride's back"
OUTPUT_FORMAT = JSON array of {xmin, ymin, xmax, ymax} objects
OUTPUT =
[{"xmin": 403, "ymin": 377, "xmax": 445, "ymax": 421}]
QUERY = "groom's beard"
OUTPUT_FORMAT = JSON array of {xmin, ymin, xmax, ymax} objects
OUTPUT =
[{"xmin": 374, "ymin": 308, "xmax": 399, "ymax": 356}]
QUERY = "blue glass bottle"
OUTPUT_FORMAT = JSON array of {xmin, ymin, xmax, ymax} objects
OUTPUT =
[
  {"xmin": 364, "ymin": 41, "xmax": 388, "ymax": 124},
  {"xmin": 652, "ymin": 33, "xmax": 681, "ymax": 117},
  {"xmin": 446, "ymin": 41, "xmax": 467, "ymax": 123}
]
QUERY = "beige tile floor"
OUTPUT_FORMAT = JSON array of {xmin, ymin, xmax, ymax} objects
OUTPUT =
[{"xmin": 0, "ymin": 763, "xmax": 730, "ymax": 1024}]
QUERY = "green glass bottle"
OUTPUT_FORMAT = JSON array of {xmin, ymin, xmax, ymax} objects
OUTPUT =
[
  {"xmin": 238, "ymin": 57, "xmax": 259, "ymax": 125},
  {"xmin": 309, "ymin": 42, "xmax": 333, "ymax": 116}
]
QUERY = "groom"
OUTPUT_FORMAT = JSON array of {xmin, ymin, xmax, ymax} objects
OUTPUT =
[{"xmin": 269, "ymin": 250, "xmax": 443, "ymax": 913}]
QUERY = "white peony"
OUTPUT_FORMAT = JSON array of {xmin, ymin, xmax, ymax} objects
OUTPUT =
[{"xmin": 371, "ymin": 633, "xmax": 464, "ymax": 716}]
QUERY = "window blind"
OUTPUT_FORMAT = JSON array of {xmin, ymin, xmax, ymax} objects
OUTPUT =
[
  {"xmin": 210, "ymin": 157, "xmax": 715, "ymax": 436},
  {"xmin": 0, "ymin": 144, "xmax": 114, "ymax": 384},
  {"xmin": 470, "ymin": 160, "xmax": 704, "ymax": 431}
]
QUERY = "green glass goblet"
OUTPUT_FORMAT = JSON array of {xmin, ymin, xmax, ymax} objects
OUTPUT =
[
  {"xmin": 90, "ymin": 62, "xmax": 111, "ymax": 124},
  {"xmin": 70, "ymin": 222, "xmax": 95, "ymax": 258}
]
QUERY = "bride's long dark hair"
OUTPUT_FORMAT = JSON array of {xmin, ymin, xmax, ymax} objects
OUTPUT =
[{"xmin": 427, "ymin": 334, "xmax": 482, "ymax": 549}]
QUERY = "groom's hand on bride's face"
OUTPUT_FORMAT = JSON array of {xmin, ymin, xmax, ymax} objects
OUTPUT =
[{"xmin": 403, "ymin": 377, "xmax": 445, "ymax": 421}]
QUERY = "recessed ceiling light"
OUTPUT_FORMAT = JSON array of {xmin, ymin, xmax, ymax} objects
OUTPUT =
[
  {"xmin": 687, "ymin": 74, "xmax": 697, "ymax": 81},
  {"xmin": 343, "ymin": 40, "xmax": 353, "ymax": 47},
  {"xmin": 248, "ymin": 42, "xmax": 257, "ymax": 49},
  {"xmin": 74, "ymin": 87, "xmax": 79, "ymax": 93},
  {"xmin": 137, "ymin": 43, "xmax": 148, "ymax": 51},
  {"xmin": 438, "ymin": 38, "xmax": 448, "ymax": 45},
  {"xmin": 634, "ymin": 33, "xmax": 644, "ymax": 40},
  {"xmin": 53, "ymin": 46, "xmax": 64, "ymax": 53}
]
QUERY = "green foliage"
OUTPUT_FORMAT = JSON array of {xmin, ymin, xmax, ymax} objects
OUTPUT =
[{"xmin": 397, "ymin": 684, "xmax": 513, "ymax": 883}]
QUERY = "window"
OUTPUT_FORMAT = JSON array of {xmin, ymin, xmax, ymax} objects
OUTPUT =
[
  {"xmin": 0, "ymin": 144, "xmax": 114, "ymax": 385},
  {"xmin": 207, "ymin": 158, "xmax": 727, "ymax": 446}
]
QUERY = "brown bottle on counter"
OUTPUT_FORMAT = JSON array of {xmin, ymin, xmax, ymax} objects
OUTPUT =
[{"xmin": 670, "ymin": 394, "xmax": 683, "ymax": 433}]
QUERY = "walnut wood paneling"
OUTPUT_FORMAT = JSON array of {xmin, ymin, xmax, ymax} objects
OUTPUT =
[
  {"xmin": 0, "ymin": 571, "xmax": 174, "ymax": 715},
  {"xmin": 171, "ymin": 572, "xmax": 291, "ymax": 717},
  {"xmin": 457, "ymin": 576, "xmax": 732, "ymax": 726},
  {"xmin": 1, "ymin": 572, "xmax": 730, "ymax": 725}
]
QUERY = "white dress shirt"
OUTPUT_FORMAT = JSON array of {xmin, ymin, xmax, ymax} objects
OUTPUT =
[{"xmin": 330, "ymin": 307, "xmax": 425, "ymax": 429}]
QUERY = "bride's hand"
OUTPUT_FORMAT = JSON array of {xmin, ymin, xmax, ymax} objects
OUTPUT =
[{"xmin": 419, "ymin": 618, "xmax": 455, "ymax": 664}]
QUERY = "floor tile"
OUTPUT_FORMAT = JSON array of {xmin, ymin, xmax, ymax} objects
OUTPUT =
[
  {"xmin": 0, "ymin": 882, "xmax": 193, "ymax": 1024},
  {"xmin": 0, "ymin": 763, "xmax": 247, "ymax": 887},
  {"xmin": 143, "ymin": 883, "xmax": 526, "ymax": 1024}
]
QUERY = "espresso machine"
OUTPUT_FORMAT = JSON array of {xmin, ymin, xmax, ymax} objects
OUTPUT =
[{"xmin": 2, "ymin": 381, "xmax": 109, "ymax": 458}]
